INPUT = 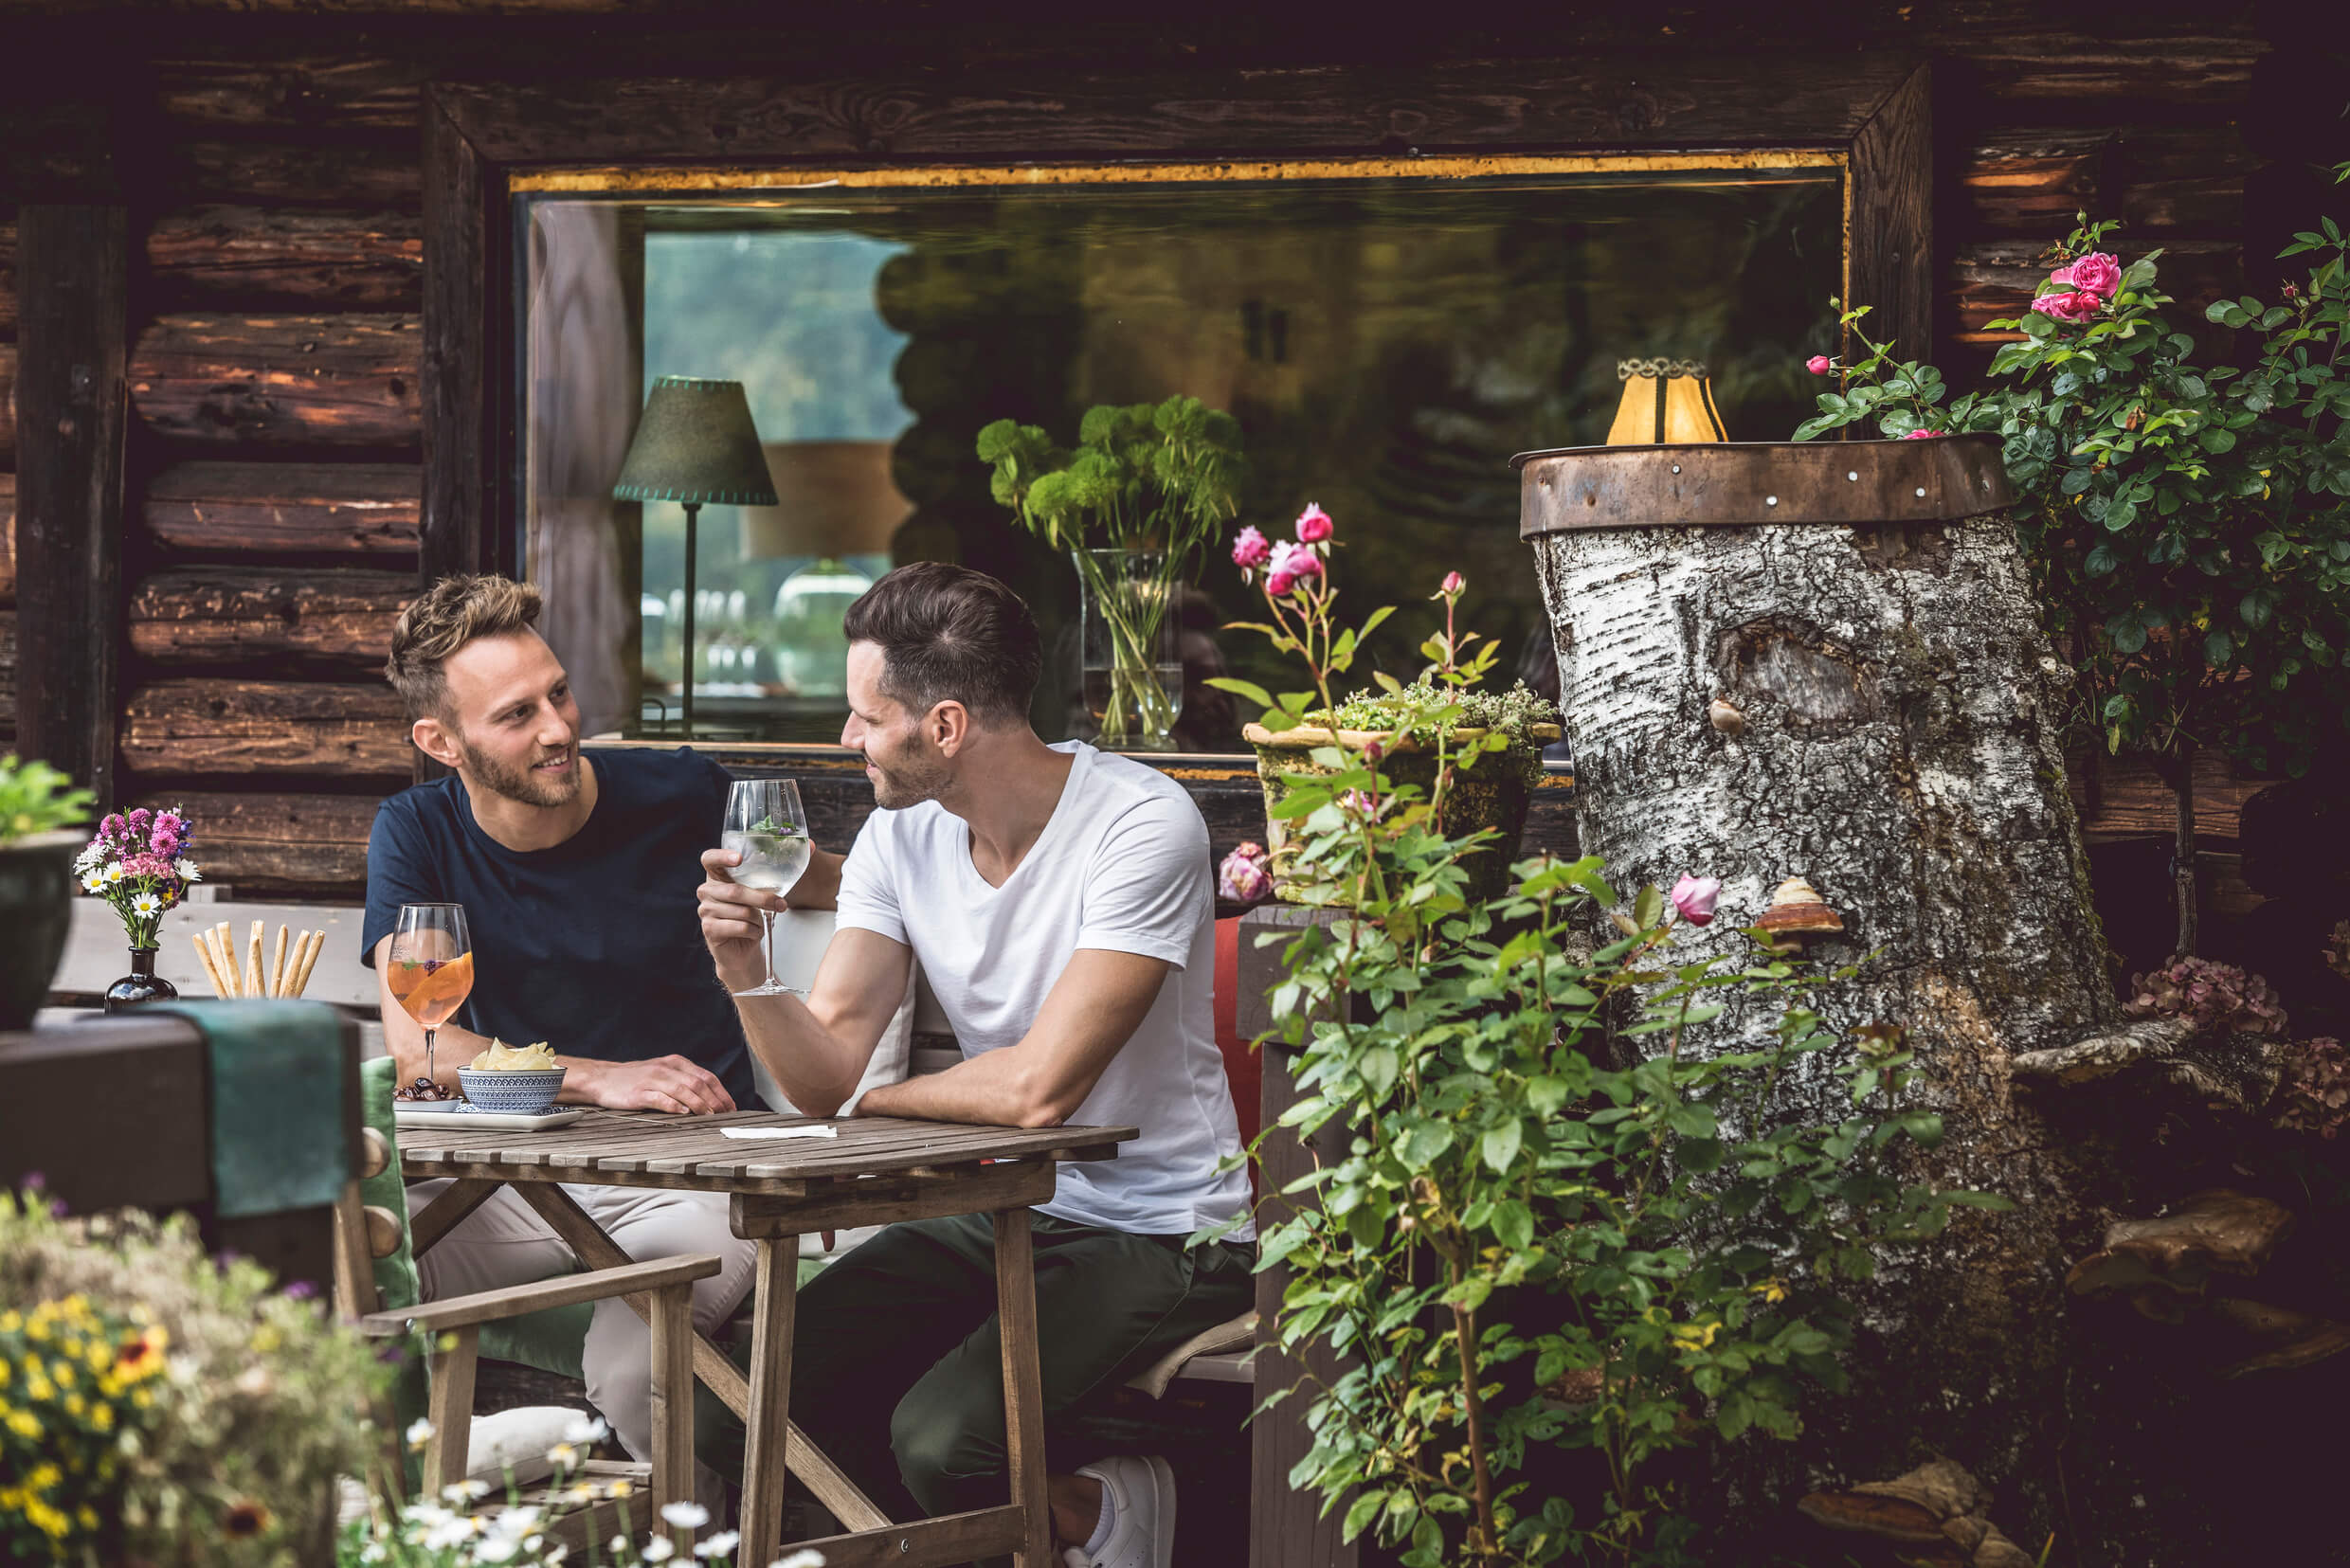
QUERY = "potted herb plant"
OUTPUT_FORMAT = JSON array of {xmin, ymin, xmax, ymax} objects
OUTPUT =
[
  {"xmin": 1795, "ymin": 166, "xmax": 2350, "ymax": 958},
  {"xmin": 0, "ymin": 756, "xmax": 94, "ymax": 1031},
  {"xmin": 1213, "ymin": 504, "xmax": 1561, "ymax": 902},
  {"xmin": 978, "ymin": 395, "xmax": 1243, "ymax": 749}
]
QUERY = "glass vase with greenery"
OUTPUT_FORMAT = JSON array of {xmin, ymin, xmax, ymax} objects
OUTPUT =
[
  {"xmin": 979, "ymin": 394, "xmax": 1243, "ymax": 748},
  {"xmin": 1793, "ymin": 164, "xmax": 2350, "ymax": 958}
]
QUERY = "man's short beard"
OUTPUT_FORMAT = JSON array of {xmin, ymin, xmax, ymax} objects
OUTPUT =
[
  {"xmin": 460, "ymin": 733, "xmax": 581, "ymax": 808},
  {"xmin": 865, "ymin": 737, "xmax": 951, "ymax": 811}
]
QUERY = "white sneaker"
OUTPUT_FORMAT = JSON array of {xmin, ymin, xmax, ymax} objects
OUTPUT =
[{"xmin": 1065, "ymin": 1453, "xmax": 1176, "ymax": 1568}]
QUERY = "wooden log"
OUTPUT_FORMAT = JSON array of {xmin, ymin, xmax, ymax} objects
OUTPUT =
[
  {"xmin": 148, "ymin": 207, "xmax": 422, "ymax": 311},
  {"xmin": 156, "ymin": 54, "xmax": 434, "ymax": 134},
  {"xmin": 1942, "ymin": 32, "xmax": 2264, "ymax": 104},
  {"xmin": 125, "ymin": 788, "xmax": 379, "ymax": 888},
  {"xmin": 143, "ymin": 460, "xmax": 421, "ymax": 555},
  {"xmin": 1957, "ymin": 129, "xmax": 2111, "ymax": 234},
  {"xmin": 0, "ymin": 340, "xmax": 13, "ymax": 466},
  {"xmin": 0, "ymin": 219, "xmax": 13, "ymax": 338},
  {"xmin": 2068, "ymin": 745, "xmax": 2262, "ymax": 841},
  {"xmin": 121, "ymin": 679, "xmax": 411, "ymax": 778},
  {"xmin": 127, "ymin": 565, "xmax": 412, "ymax": 666},
  {"xmin": 174, "ymin": 140, "xmax": 422, "ymax": 209},
  {"xmin": 0, "ymin": 472, "xmax": 16, "ymax": 600},
  {"xmin": 2114, "ymin": 125, "xmax": 2259, "ymax": 236},
  {"xmin": 131, "ymin": 314, "xmax": 421, "ymax": 450}
]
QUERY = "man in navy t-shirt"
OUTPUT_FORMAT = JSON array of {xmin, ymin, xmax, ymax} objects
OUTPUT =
[{"xmin": 365, "ymin": 572, "xmax": 842, "ymax": 1469}]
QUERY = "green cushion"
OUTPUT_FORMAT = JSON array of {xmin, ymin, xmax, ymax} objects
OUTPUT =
[{"xmin": 154, "ymin": 1000, "xmax": 351, "ymax": 1220}]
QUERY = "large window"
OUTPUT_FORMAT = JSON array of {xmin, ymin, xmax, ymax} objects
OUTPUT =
[{"xmin": 516, "ymin": 156, "xmax": 1843, "ymax": 749}]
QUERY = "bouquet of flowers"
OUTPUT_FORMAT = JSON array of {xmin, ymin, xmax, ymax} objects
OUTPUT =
[{"xmin": 76, "ymin": 806, "xmax": 200, "ymax": 950}]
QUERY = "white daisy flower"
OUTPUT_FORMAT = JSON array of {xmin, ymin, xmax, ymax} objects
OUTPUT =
[
  {"xmin": 405, "ymin": 1417, "xmax": 435, "ymax": 1450},
  {"xmin": 772, "ymin": 1551, "xmax": 828, "ymax": 1568},
  {"xmin": 103, "ymin": 863, "xmax": 126, "ymax": 884},
  {"xmin": 694, "ymin": 1530, "xmax": 740, "ymax": 1559},
  {"xmin": 563, "ymin": 1414, "xmax": 608, "ymax": 1445},
  {"xmin": 474, "ymin": 1540, "xmax": 518, "ymax": 1564},
  {"xmin": 660, "ymin": 1502, "xmax": 711, "ymax": 1529},
  {"xmin": 442, "ymin": 1477, "xmax": 491, "ymax": 1503},
  {"xmin": 609, "ymin": 1538, "xmax": 631, "ymax": 1557},
  {"xmin": 175, "ymin": 858, "xmax": 202, "ymax": 882},
  {"xmin": 131, "ymin": 892, "xmax": 162, "ymax": 918},
  {"xmin": 81, "ymin": 873, "xmax": 105, "ymax": 893},
  {"xmin": 642, "ymin": 1541, "xmax": 677, "ymax": 1564},
  {"xmin": 545, "ymin": 1441, "xmax": 580, "ymax": 1469}
]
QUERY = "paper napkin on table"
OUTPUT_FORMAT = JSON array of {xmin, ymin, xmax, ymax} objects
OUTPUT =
[{"xmin": 719, "ymin": 1125, "xmax": 841, "ymax": 1141}]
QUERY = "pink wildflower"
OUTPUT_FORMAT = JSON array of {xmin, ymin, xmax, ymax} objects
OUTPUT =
[
  {"xmin": 1293, "ymin": 504, "xmax": 1334, "ymax": 544},
  {"xmin": 1231, "ymin": 526, "xmax": 1272, "ymax": 572},
  {"xmin": 1805, "ymin": 354, "xmax": 1834, "ymax": 375},
  {"xmin": 1670, "ymin": 874, "xmax": 1722, "ymax": 927}
]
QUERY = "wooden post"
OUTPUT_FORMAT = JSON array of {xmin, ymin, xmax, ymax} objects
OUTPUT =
[
  {"xmin": 737, "ymin": 1234, "xmax": 801, "ymax": 1568},
  {"xmin": 993, "ymin": 1205, "xmax": 1053, "ymax": 1568},
  {"xmin": 15, "ymin": 205, "xmax": 128, "ymax": 803}
]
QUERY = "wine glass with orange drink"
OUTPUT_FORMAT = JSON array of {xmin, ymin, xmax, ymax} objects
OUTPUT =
[{"xmin": 389, "ymin": 902, "xmax": 475, "ymax": 1100}]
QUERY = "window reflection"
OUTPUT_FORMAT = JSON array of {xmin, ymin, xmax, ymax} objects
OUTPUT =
[{"xmin": 518, "ymin": 163, "xmax": 1842, "ymax": 749}]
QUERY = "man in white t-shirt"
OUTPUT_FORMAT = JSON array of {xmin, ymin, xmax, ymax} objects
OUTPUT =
[{"xmin": 697, "ymin": 563, "xmax": 1253, "ymax": 1568}]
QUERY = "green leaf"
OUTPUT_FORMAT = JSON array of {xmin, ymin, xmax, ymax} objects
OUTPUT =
[
  {"xmin": 2241, "ymin": 590, "xmax": 2275, "ymax": 630},
  {"xmin": 1632, "ymin": 884, "xmax": 1665, "ymax": 931},
  {"xmin": 2206, "ymin": 629, "xmax": 2234, "ymax": 665},
  {"xmin": 1483, "ymin": 1120, "xmax": 1524, "ymax": 1174},
  {"xmin": 1343, "ymin": 1491, "xmax": 1387, "ymax": 1541},
  {"xmin": 1205, "ymin": 676, "xmax": 1275, "ymax": 709}
]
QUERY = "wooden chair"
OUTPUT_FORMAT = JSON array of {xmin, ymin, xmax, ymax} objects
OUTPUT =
[{"xmin": 331, "ymin": 1092, "xmax": 718, "ymax": 1548}]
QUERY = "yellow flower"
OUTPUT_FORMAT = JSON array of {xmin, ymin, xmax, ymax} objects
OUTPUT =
[
  {"xmin": 63, "ymin": 1393, "xmax": 83, "ymax": 1417},
  {"xmin": 52, "ymin": 1359, "xmax": 76, "ymax": 1389},
  {"xmin": 250, "ymin": 1325, "xmax": 281, "ymax": 1354},
  {"xmin": 1751, "ymin": 1276, "xmax": 1790, "ymax": 1304},
  {"xmin": 6, "ymin": 1408, "xmax": 38, "ymax": 1438},
  {"xmin": 89, "ymin": 1401, "xmax": 112, "ymax": 1433}
]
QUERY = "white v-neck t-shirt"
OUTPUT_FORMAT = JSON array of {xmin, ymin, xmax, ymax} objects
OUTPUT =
[{"xmin": 833, "ymin": 742, "xmax": 1254, "ymax": 1239}]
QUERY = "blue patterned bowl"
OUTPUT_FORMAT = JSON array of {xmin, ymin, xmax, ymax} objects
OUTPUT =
[{"xmin": 458, "ymin": 1066, "xmax": 566, "ymax": 1114}]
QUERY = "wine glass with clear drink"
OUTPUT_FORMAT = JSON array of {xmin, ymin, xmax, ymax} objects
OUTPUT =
[
  {"xmin": 723, "ymin": 779, "xmax": 812, "ymax": 998},
  {"xmin": 389, "ymin": 903, "xmax": 474, "ymax": 1095}
]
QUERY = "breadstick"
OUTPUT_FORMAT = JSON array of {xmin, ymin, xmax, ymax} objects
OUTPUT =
[
  {"xmin": 205, "ymin": 927, "xmax": 239, "ymax": 998},
  {"xmin": 190, "ymin": 933, "xmax": 229, "ymax": 999},
  {"xmin": 213, "ymin": 922, "xmax": 234, "ymax": 984},
  {"xmin": 244, "ymin": 920, "xmax": 264, "ymax": 999},
  {"xmin": 292, "ymin": 930, "xmax": 325, "ymax": 999},
  {"xmin": 268, "ymin": 924, "xmax": 289, "ymax": 999}
]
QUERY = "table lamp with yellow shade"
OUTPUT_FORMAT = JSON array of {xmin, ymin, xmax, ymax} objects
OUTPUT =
[{"xmin": 1605, "ymin": 357, "xmax": 1726, "ymax": 444}]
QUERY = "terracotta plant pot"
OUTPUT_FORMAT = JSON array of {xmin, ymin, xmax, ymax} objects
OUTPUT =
[
  {"xmin": 0, "ymin": 830, "xmax": 89, "ymax": 1031},
  {"xmin": 1243, "ymin": 720, "xmax": 1560, "ymax": 905}
]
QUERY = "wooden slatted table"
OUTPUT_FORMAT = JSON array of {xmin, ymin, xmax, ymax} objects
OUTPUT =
[{"xmin": 399, "ymin": 1109, "xmax": 1136, "ymax": 1568}]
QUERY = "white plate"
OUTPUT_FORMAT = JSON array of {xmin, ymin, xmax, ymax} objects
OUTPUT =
[{"xmin": 393, "ymin": 1105, "xmax": 584, "ymax": 1133}]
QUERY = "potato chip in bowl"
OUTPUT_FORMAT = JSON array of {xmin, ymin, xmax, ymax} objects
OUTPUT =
[{"xmin": 468, "ymin": 1039, "xmax": 557, "ymax": 1072}]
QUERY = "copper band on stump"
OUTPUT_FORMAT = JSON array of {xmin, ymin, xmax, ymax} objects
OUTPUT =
[{"xmin": 1512, "ymin": 436, "xmax": 2016, "ymax": 536}]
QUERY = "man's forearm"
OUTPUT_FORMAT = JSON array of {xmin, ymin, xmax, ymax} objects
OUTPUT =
[
  {"xmin": 735, "ymin": 992, "xmax": 876, "ymax": 1117},
  {"xmin": 855, "ymin": 1048, "xmax": 1060, "ymax": 1128}
]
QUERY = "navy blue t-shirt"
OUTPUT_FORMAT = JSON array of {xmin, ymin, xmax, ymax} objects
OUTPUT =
[{"xmin": 360, "ymin": 748, "xmax": 755, "ymax": 1108}]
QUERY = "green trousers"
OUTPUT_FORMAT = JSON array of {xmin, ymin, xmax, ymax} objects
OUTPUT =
[{"xmin": 787, "ymin": 1209, "xmax": 1255, "ymax": 1526}]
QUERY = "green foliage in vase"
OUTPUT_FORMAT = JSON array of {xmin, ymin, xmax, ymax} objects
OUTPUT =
[
  {"xmin": 978, "ymin": 394, "xmax": 1244, "ymax": 564},
  {"xmin": 0, "ymin": 756, "xmax": 93, "ymax": 844},
  {"xmin": 1230, "ymin": 751, "xmax": 2003, "ymax": 1565}
]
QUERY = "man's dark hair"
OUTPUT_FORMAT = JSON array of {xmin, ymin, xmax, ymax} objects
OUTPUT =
[{"xmin": 842, "ymin": 563, "xmax": 1042, "ymax": 726}]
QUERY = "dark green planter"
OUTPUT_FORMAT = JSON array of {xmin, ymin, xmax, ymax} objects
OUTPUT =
[{"xmin": 0, "ymin": 831, "xmax": 87, "ymax": 1031}]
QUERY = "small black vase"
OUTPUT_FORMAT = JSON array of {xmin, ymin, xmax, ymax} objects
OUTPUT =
[{"xmin": 104, "ymin": 947, "xmax": 179, "ymax": 1014}]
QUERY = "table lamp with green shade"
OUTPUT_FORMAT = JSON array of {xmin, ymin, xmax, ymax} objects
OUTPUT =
[{"xmin": 614, "ymin": 376, "xmax": 777, "ymax": 737}]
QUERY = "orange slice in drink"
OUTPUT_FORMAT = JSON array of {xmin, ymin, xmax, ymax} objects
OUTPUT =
[{"xmin": 389, "ymin": 950, "xmax": 475, "ymax": 1028}]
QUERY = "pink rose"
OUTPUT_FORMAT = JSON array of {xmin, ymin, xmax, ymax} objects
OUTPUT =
[
  {"xmin": 1806, "ymin": 354, "xmax": 1834, "ymax": 375},
  {"xmin": 1670, "ymin": 874, "xmax": 1722, "ymax": 927},
  {"xmin": 1440, "ymin": 570, "xmax": 1465, "ymax": 595},
  {"xmin": 1272, "ymin": 541, "xmax": 1324, "ymax": 582},
  {"xmin": 1294, "ymin": 504, "xmax": 1334, "ymax": 544},
  {"xmin": 1232, "ymin": 526, "xmax": 1272, "ymax": 571},
  {"xmin": 2033, "ymin": 289, "xmax": 2102, "ymax": 324},
  {"xmin": 1266, "ymin": 568, "xmax": 1298, "ymax": 598},
  {"xmin": 1218, "ymin": 841, "xmax": 1273, "ymax": 905},
  {"xmin": 1902, "ymin": 429, "xmax": 1947, "ymax": 440},
  {"xmin": 2065, "ymin": 252, "xmax": 2122, "ymax": 299}
]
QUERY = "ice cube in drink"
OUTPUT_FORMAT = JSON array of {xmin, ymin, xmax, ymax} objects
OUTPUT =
[{"xmin": 724, "ymin": 829, "xmax": 812, "ymax": 894}]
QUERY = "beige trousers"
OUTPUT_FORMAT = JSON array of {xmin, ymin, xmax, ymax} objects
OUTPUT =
[{"xmin": 406, "ymin": 1178, "xmax": 758, "ymax": 1462}]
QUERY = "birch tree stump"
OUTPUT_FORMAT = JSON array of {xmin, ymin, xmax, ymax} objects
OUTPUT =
[{"xmin": 1516, "ymin": 438, "xmax": 2188, "ymax": 1559}]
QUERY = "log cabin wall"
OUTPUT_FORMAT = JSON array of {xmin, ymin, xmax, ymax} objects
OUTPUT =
[{"xmin": 1, "ymin": 3, "xmax": 2341, "ymax": 959}]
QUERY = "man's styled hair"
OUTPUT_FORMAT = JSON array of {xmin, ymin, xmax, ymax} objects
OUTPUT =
[
  {"xmin": 386, "ymin": 574, "xmax": 545, "ymax": 720},
  {"xmin": 841, "ymin": 563, "xmax": 1041, "ymax": 726}
]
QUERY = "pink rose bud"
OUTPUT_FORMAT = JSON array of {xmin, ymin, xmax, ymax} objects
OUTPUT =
[
  {"xmin": 1670, "ymin": 874, "xmax": 1722, "ymax": 927},
  {"xmin": 1805, "ymin": 354, "xmax": 1834, "ymax": 375},
  {"xmin": 1902, "ymin": 429, "xmax": 1947, "ymax": 440},
  {"xmin": 1266, "ymin": 568, "xmax": 1298, "ymax": 598},
  {"xmin": 1294, "ymin": 504, "xmax": 1334, "ymax": 544},
  {"xmin": 2032, "ymin": 289, "xmax": 2101, "ymax": 324},
  {"xmin": 1218, "ymin": 841, "xmax": 1273, "ymax": 905},
  {"xmin": 1232, "ymin": 525, "xmax": 1272, "ymax": 571},
  {"xmin": 1441, "ymin": 570, "xmax": 1465, "ymax": 595},
  {"xmin": 2065, "ymin": 252, "xmax": 2122, "ymax": 299},
  {"xmin": 1279, "ymin": 543, "xmax": 1325, "ymax": 581}
]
